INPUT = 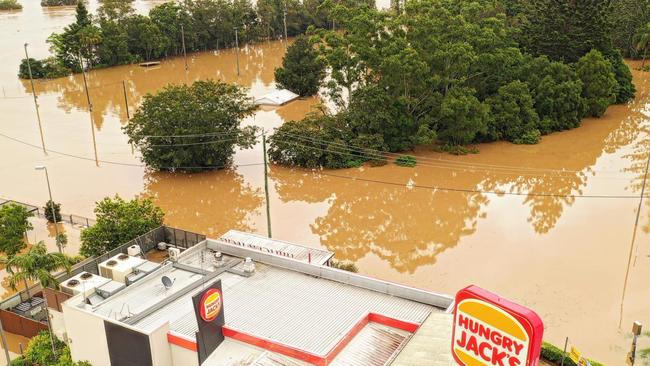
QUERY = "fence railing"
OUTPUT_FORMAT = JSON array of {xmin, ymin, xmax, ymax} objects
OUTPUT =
[
  {"xmin": 0, "ymin": 226, "xmax": 205, "ymax": 310},
  {"xmin": 0, "ymin": 197, "xmax": 96, "ymax": 228}
]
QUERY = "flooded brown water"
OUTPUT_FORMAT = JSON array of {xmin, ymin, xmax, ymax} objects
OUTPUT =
[{"xmin": 1, "ymin": 1, "xmax": 650, "ymax": 364}]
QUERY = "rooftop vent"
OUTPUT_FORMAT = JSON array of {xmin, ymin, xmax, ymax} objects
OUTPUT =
[
  {"xmin": 243, "ymin": 257, "xmax": 255, "ymax": 274},
  {"xmin": 67, "ymin": 279, "xmax": 80, "ymax": 287},
  {"xmin": 213, "ymin": 251, "xmax": 225, "ymax": 268},
  {"xmin": 118, "ymin": 254, "xmax": 129, "ymax": 261},
  {"xmin": 80, "ymin": 273, "xmax": 93, "ymax": 280},
  {"xmin": 106, "ymin": 260, "xmax": 118, "ymax": 267}
]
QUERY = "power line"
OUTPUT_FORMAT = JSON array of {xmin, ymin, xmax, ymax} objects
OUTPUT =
[
  {"xmin": 313, "ymin": 170, "xmax": 649, "ymax": 199},
  {"xmin": 0, "ymin": 132, "xmax": 262, "ymax": 170},
  {"xmin": 2, "ymin": 130, "xmax": 646, "ymax": 198}
]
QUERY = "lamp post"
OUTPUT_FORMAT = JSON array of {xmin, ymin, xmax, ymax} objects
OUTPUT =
[{"xmin": 35, "ymin": 165, "xmax": 62, "ymax": 253}]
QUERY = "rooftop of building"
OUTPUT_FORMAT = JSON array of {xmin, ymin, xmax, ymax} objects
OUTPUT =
[{"xmin": 64, "ymin": 232, "xmax": 453, "ymax": 364}]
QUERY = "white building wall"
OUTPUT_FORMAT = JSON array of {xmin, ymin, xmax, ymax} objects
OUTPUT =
[
  {"xmin": 170, "ymin": 343, "xmax": 199, "ymax": 366},
  {"xmin": 48, "ymin": 309, "xmax": 66, "ymax": 340},
  {"xmin": 62, "ymin": 302, "xmax": 111, "ymax": 366},
  {"xmin": 149, "ymin": 323, "xmax": 173, "ymax": 366}
]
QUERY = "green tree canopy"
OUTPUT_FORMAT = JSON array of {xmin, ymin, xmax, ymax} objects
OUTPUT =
[
  {"xmin": 576, "ymin": 49, "xmax": 617, "ymax": 117},
  {"xmin": 486, "ymin": 80, "xmax": 540, "ymax": 144},
  {"xmin": 0, "ymin": 203, "xmax": 33, "ymax": 257},
  {"xmin": 274, "ymin": 35, "xmax": 326, "ymax": 97},
  {"xmin": 1, "ymin": 242, "xmax": 71, "ymax": 297},
  {"xmin": 80, "ymin": 195, "xmax": 164, "ymax": 257},
  {"xmin": 124, "ymin": 80, "xmax": 258, "ymax": 171}
]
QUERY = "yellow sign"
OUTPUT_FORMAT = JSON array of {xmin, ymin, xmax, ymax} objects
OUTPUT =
[{"xmin": 569, "ymin": 346, "xmax": 581, "ymax": 363}]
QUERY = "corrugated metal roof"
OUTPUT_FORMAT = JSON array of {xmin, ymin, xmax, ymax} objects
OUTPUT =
[
  {"xmin": 137, "ymin": 254, "xmax": 434, "ymax": 356},
  {"xmin": 330, "ymin": 323, "xmax": 410, "ymax": 366},
  {"xmin": 219, "ymin": 231, "xmax": 334, "ymax": 265},
  {"xmin": 254, "ymin": 89, "xmax": 299, "ymax": 106}
]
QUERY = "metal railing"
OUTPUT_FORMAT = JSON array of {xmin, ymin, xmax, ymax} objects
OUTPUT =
[
  {"xmin": 0, "ymin": 198, "xmax": 95, "ymax": 228},
  {"xmin": 0, "ymin": 226, "xmax": 205, "ymax": 310}
]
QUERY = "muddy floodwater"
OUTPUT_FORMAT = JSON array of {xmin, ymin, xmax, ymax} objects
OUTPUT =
[{"xmin": 1, "ymin": 1, "xmax": 650, "ymax": 364}]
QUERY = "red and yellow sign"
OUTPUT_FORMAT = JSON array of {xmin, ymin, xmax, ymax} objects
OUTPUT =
[
  {"xmin": 452, "ymin": 285, "xmax": 544, "ymax": 366},
  {"xmin": 199, "ymin": 288, "xmax": 222, "ymax": 322}
]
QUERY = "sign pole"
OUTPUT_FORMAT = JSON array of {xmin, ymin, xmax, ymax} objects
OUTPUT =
[{"xmin": 560, "ymin": 337, "xmax": 568, "ymax": 366}]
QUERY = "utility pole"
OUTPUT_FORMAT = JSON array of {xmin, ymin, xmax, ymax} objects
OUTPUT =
[
  {"xmin": 35, "ymin": 165, "xmax": 62, "ymax": 253},
  {"xmin": 122, "ymin": 80, "xmax": 130, "ymax": 119},
  {"xmin": 0, "ymin": 317, "xmax": 10, "ymax": 365},
  {"xmin": 79, "ymin": 53, "xmax": 99, "ymax": 166},
  {"xmin": 234, "ymin": 28, "xmax": 240, "ymax": 76},
  {"xmin": 181, "ymin": 24, "xmax": 188, "ymax": 71},
  {"xmin": 24, "ymin": 43, "xmax": 47, "ymax": 155},
  {"xmin": 283, "ymin": 3, "xmax": 288, "ymax": 45},
  {"xmin": 262, "ymin": 131, "xmax": 272, "ymax": 238}
]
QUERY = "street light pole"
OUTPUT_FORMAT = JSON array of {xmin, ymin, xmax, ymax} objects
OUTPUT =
[
  {"xmin": 24, "ymin": 43, "xmax": 47, "ymax": 155},
  {"xmin": 283, "ymin": 3, "xmax": 288, "ymax": 44},
  {"xmin": 181, "ymin": 24, "xmax": 188, "ymax": 71},
  {"xmin": 234, "ymin": 28, "xmax": 240, "ymax": 76},
  {"xmin": 78, "ymin": 53, "xmax": 99, "ymax": 166},
  {"xmin": 35, "ymin": 166, "xmax": 62, "ymax": 253}
]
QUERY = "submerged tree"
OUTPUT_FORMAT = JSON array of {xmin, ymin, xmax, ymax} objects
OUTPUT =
[
  {"xmin": 80, "ymin": 195, "xmax": 164, "ymax": 257},
  {"xmin": 124, "ymin": 80, "xmax": 258, "ymax": 171},
  {"xmin": 274, "ymin": 36, "xmax": 326, "ymax": 96},
  {"xmin": 576, "ymin": 49, "xmax": 617, "ymax": 117}
]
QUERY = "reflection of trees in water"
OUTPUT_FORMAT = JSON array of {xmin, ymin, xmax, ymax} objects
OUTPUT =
[
  {"xmin": 271, "ymin": 167, "xmax": 489, "ymax": 273},
  {"xmin": 142, "ymin": 169, "xmax": 263, "ymax": 237},
  {"xmin": 20, "ymin": 41, "xmax": 287, "ymax": 129},
  {"xmin": 270, "ymin": 85, "xmax": 648, "ymax": 271}
]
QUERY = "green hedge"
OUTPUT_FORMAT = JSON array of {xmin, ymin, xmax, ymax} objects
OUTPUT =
[{"xmin": 540, "ymin": 342, "xmax": 605, "ymax": 366}]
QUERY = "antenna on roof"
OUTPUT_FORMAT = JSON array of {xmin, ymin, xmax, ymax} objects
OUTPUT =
[{"xmin": 161, "ymin": 276, "xmax": 175, "ymax": 290}]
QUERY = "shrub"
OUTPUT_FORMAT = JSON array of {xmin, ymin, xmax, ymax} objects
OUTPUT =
[
  {"xmin": 0, "ymin": 0, "xmax": 22, "ymax": 10},
  {"xmin": 540, "ymin": 342, "xmax": 605, "ymax": 366},
  {"xmin": 513, "ymin": 129, "xmax": 541, "ymax": 145},
  {"xmin": 43, "ymin": 200, "xmax": 62, "ymax": 223},
  {"xmin": 330, "ymin": 260, "xmax": 358, "ymax": 272},
  {"xmin": 395, "ymin": 155, "xmax": 417, "ymax": 167},
  {"xmin": 10, "ymin": 331, "xmax": 91, "ymax": 366}
]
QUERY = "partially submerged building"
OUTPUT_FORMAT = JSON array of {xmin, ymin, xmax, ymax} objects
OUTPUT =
[{"xmin": 60, "ymin": 230, "xmax": 454, "ymax": 366}]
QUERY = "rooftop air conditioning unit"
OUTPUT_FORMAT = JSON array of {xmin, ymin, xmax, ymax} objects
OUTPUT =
[
  {"xmin": 168, "ymin": 248, "xmax": 181, "ymax": 262},
  {"xmin": 127, "ymin": 245, "xmax": 142, "ymax": 257},
  {"xmin": 60, "ymin": 272, "xmax": 111, "ymax": 297},
  {"xmin": 98, "ymin": 254, "xmax": 145, "ymax": 283}
]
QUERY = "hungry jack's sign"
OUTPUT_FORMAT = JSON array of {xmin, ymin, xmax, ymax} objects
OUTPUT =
[{"xmin": 452, "ymin": 285, "xmax": 544, "ymax": 366}]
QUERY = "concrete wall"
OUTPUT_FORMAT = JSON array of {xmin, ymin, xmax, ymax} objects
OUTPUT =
[
  {"xmin": 62, "ymin": 301, "xmax": 111, "ymax": 366},
  {"xmin": 170, "ymin": 343, "xmax": 198, "ymax": 366},
  {"xmin": 49, "ymin": 309, "xmax": 66, "ymax": 340},
  {"xmin": 149, "ymin": 323, "xmax": 173, "ymax": 366}
]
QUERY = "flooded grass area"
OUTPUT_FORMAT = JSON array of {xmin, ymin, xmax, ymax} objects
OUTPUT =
[{"xmin": 1, "ymin": 1, "xmax": 650, "ymax": 364}]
